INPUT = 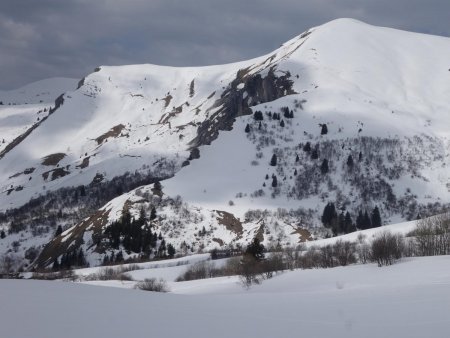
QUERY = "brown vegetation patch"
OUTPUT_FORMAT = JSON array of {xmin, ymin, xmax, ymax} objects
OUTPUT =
[
  {"xmin": 41, "ymin": 153, "xmax": 66, "ymax": 166},
  {"xmin": 212, "ymin": 238, "xmax": 224, "ymax": 247},
  {"xmin": 216, "ymin": 211, "xmax": 243, "ymax": 235},
  {"xmin": 291, "ymin": 227, "xmax": 313, "ymax": 242},
  {"xmin": 34, "ymin": 208, "xmax": 111, "ymax": 269},
  {"xmin": 76, "ymin": 157, "xmax": 90, "ymax": 169},
  {"xmin": 162, "ymin": 94, "xmax": 173, "ymax": 108},
  {"xmin": 95, "ymin": 124, "xmax": 125, "ymax": 145},
  {"xmin": 42, "ymin": 168, "xmax": 70, "ymax": 181}
]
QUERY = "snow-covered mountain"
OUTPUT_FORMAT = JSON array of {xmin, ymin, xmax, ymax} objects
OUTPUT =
[{"xmin": 1, "ymin": 19, "xmax": 450, "ymax": 269}]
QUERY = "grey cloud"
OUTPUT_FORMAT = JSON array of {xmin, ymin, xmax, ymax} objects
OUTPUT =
[{"xmin": 0, "ymin": 0, "xmax": 449, "ymax": 90}]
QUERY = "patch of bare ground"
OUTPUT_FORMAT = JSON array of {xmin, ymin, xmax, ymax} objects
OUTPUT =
[
  {"xmin": 212, "ymin": 238, "xmax": 224, "ymax": 247},
  {"xmin": 76, "ymin": 157, "xmax": 90, "ymax": 169},
  {"xmin": 216, "ymin": 210, "xmax": 243, "ymax": 235},
  {"xmin": 35, "ymin": 208, "xmax": 111, "ymax": 269},
  {"xmin": 42, "ymin": 167, "xmax": 70, "ymax": 181},
  {"xmin": 41, "ymin": 153, "xmax": 66, "ymax": 166},
  {"xmin": 162, "ymin": 94, "xmax": 173, "ymax": 108},
  {"xmin": 8, "ymin": 167, "xmax": 35, "ymax": 179},
  {"xmin": 291, "ymin": 227, "xmax": 313, "ymax": 242},
  {"xmin": 95, "ymin": 124, "xmax": 125, "ymax": 145}
]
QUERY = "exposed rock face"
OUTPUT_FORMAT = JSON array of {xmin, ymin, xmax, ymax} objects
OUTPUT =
[{"xmin": 190, "ymin": 66, "xmax": 296, "ymax": 148}]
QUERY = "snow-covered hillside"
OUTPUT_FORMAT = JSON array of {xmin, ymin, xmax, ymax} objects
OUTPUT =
[
  {"xmin": 0, "ymin": 78, "xmax": 77, "ymax": 156},
  {"xmin": 2, "ymin": 19, "xmax": 450, "ymax": 268},
  {"xmin": 2, "ymin": 255, "xmax": 450, "ymax": 338}
]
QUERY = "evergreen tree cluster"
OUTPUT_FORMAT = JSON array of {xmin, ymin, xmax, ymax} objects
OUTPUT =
[
  {"xmin": 321, "ymin": 202, "xmax": 382, "ymax": 235},
  {"xmin": 105, "ymin": 208, "xmax": 157, "ymax": 255},
  {"xmin": 281, "ymin": 106, "xmax": 294, "ymax": 119},
  {"xmin": 253, "ymin": 111, "xmax": 264, "ymax": 121},
  {"xmin": 53, "ymin": 248, "xmax": 88, "ymax": 270}
]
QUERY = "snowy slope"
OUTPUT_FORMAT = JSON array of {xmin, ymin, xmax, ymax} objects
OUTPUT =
[
  {"xmin": 0, "ymin": 78, "xmax": 77, "ymax": 155},
  {"xmin": 0, "ymin": 31, "xmax": 301, "ymax": 210},
  {"xmin": 0, "ymin": 77, "xmax": 77, "ymax": 105},
  {"xmin": 2, "ymin": 255, "xmax": 450, "ymax": 338}
]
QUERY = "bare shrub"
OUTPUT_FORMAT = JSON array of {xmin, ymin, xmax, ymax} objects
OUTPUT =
[
  {"xmin": 410, "ymin": 214, "xmax": 450, "ymax": 256},
  {"xmin": 84, "ymin": 265, "xmax": 139, "ymax": 281},
  {"xmin": 135, "ymin": 278, "xmax": 169, "ymax": 292},
  {"xmin": 370, "ymin": 231, "xmax": 405, "ymax": 267}
]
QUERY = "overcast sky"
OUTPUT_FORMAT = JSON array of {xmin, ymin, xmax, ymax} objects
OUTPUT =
[{"xmin": 1, "ymin": 0, "xmax": 449, "ymax": 90}]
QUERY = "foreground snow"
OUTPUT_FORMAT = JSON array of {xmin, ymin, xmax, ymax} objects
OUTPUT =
[{"xmin": 2, "ymin": 255, "xmax": 450, "ymax": 338}]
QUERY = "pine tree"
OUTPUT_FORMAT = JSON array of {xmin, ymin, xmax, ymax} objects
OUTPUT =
[
  {"xmin": 167, "ymin": 243, "xmax": 176, "ymax": 258},
  {"xmin": 54, "ymin": 225, "xmax": 63, "ymax": 237},
  {"xmin": 320, "ymin": 159, "xmax": 329, "ymax": 174},
  {"xmin": 295, "ymin": 154, "xmax": 300, "ymax": 162},
  {"xmin": 245, "ymin": 124, "xmax": 250, "ymax": 133},
  {"xmin": 52, "ymin": 258, "xmax": 60, "ymax": 271},
  {"xmin": 270, "ymin": 154, "xmax": 277, "ymax": 166},
  {"xmin": 271, "ymin": 175, "xmax": 278, "ymax": 188},
  {"xmin": 321, "ymin": 124, "xmax": 328, "ymax": 135},
  {"xmin": 303, "ymin": 142, "xmax": 311, "ymax": 152},
  {"xmin": 371, "ymin": 206, "xmax": 382, "ymax": 227},
  {"xmin": 321, "ymin": 202, "xmax": 337, "ymax": 228},
  {"xmin": 356, "ymin": 210, "xmax": 364, "ymax": 229},
  {"xmin": 347, "ymin": 155, "xmax": 354, "ymax": 168},
  {"xmin": 150, "ymin": 207, "xmax": 157, "ymax": 221},
  {"xmin": 344, "ymin": 211, "xmax": 355, "ymax": 233},
  {"xmin": 280, "ymin": 120, "xmax": 285, "ymax": 127},
  {"xmin": 311, "ymin": 148, "xmax": 319, "ymax": 160},
  {"xmin": 1, "ymin": 230, "xmax": 6, "ymax": 239},
  {"xmin": 254, "ymin": 111, "xmax": 264, "ymax": 121},
  {"xmin": 363, "ymin": 211, "xmax": 372, "ymax": 230},
  {"xmin": 115, "ymin": 250, "xmax": 124, "ymax": 263},
  {"xmin": 245, "ymin": 237, "xmax": 265, "ymax": 261}
]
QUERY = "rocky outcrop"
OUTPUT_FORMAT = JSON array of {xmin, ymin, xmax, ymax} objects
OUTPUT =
[{"xmin": 190, "ymin": 66, "xmax": 296, "ymax": 148}]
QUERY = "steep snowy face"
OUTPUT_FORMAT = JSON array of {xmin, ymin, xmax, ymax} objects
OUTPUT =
[{"xmin": 0, "ymin": 32, "xmax": 305, "ymax": 211}]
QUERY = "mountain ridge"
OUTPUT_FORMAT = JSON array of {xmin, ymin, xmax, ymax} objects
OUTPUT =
[{"xmin": 1, "ymin": 18, "xmax": 450, "ymax": 269}]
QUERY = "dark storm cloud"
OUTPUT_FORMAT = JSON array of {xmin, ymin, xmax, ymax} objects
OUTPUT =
[{"xmin": 1, "ymin": 0, "xmax": 449, "ymax": 90}]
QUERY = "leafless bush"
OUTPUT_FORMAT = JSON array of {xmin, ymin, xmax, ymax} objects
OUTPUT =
[
  {"xmin": 409, "ymin": 214, "xmax": 450, "ymax": 256},
  {"xmin": 370, "ymin": 231, "xmax": 405, "ymax": 267},
  {"xmin": 84, "ymin": 265, "xmax": 139, "ymax": 281},
  {"xmin": 135, "ymin": 278, "xmax": 169, "ymax": 292}
]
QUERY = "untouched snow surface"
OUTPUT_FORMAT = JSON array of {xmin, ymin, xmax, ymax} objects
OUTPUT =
[{"xmin": 1, "ymin": 255, "xmax": 450, "ymax": 338}]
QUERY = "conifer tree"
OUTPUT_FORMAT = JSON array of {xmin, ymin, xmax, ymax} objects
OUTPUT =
[
  {"xmin": 271, "ymin": 175, "xmax": 278, "ymax": 188},
  {"xmin": 303, "ymin": 142, "xmax": 311, "ymax": 152},
  {"xmin": 344, "ymin": 211, "xmax": 355, "ymax": 233},
  {"xmin": 270, "ymin": 154, "xmax": 277, "ymax": 166},
  {"xmin": 54, "ymin": 225, "xmax": 63, "ymax": 237},
  {"xmin": 363, "ymin": 211, "xmax": 372, "ymax": 230},
  {"xmin": 167, "ymin": 243, "xmax": 176, "ymax": 258},
  {"xmin": 245, "ymin": 237, "xmax": 265, "ymax": 261},
  {"xmin": 245, "ymin": 124, "xmax": 250, "ymax": 133},
  {"xmin": 356, "ymin": 210, "xmax": 364, "ymax": 229},
  {"xmin": 347, "ymin": 154, "xmax": 354, "ymax": 168},
  {"xmin": 320, "ymin": 159, "xmax": 329, "ymax": 174},
  {"xmin": 321, "ymin": 123, "xmax": 328, "ymax": 135},
  {"xmin": 371, "ymin": 206, "xmax": 382, "ymax": 227}
]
